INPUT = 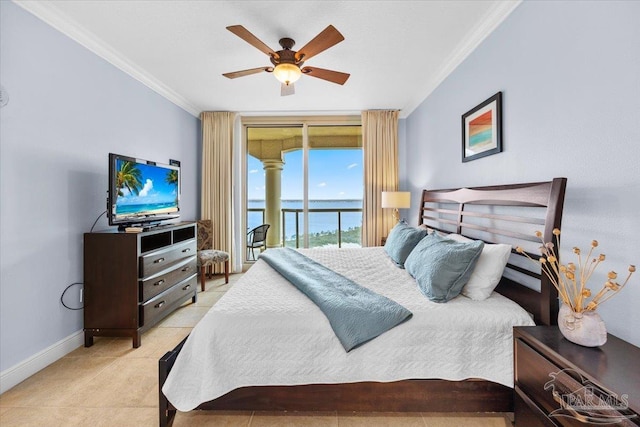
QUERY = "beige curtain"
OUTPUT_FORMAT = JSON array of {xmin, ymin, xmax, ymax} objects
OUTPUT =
[
  {"xmin": 201, "ymin": 111, "xmax": 236, "ymax": 271},
  {"xmin": 361, "ymin": 110, "xmax": 400, "ymax": 247}
]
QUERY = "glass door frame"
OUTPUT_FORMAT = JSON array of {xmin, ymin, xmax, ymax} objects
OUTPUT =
[{"xmin": 241, "ymin": 115, "xmax": 361, "ymax": 260}]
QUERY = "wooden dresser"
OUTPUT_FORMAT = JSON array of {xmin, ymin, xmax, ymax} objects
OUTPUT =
[
  {"xmin": 83, "ymin": 222, "xmax": 198, "ymax": 348},
  {"xmin": 514, "ymin": 326, "xmax": 640, "ymax": 426}
]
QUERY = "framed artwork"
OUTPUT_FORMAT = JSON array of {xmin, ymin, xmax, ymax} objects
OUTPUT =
[{"xmin": 461, "ymin": 91, "xmax": 502, "ymax": 162}]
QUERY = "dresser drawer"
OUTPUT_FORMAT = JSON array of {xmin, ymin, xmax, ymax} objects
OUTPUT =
[
  {"xmin": 140, "ymin": 257, "xmax": 197, "ymax": 302},
  {"xmin": 140, "ymin": 275, "xmax": 197, "ymax": 327},
  {"xmin": 139, "ymin": 239, "xmax": 196, "ymax": 278}
]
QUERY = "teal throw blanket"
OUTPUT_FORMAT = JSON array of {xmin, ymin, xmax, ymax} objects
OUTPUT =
[{"xmin": 259, "ymin": 248, "xmax": 413, "ymax": 352}]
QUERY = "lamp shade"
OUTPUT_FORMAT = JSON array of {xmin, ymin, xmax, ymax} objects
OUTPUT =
[
  {"xmin": 273, "ymin": 63, "xmax": 302, "ymax": 85},
  {"xmin": 381, "ymin": 191, "xmax": 411, "ymax": 209}
]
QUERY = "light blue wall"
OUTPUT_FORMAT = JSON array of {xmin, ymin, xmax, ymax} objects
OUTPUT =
[
  {"xmin": 403, "ymin": 0, "xmax": 640, "ymax": 347},
  {"xmin": 0, "ymin": 2, "xmax": 200, "ymax": 371}
]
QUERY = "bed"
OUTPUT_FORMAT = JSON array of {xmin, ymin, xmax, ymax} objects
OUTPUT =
[{"xmin": 159, "ymin": 178, "xmax": 567, "ymax": 427}]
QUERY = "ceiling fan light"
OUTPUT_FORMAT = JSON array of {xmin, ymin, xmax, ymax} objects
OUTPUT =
[{"xmin": 273, "ymin": 63, "xmax": 301, "ymax": 85}]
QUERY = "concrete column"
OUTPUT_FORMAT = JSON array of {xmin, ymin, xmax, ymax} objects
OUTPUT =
[{"xmin": 263, "ymin": 159, "xmax": 284, "ymax": 248}]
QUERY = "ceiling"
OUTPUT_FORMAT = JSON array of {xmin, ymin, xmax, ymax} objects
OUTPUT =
[{"xmin": 15, "ymin": 1, "xmax": 520, "ymax": 119}]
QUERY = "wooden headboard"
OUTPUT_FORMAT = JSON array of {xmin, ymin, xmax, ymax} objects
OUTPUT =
[{"xmin": 418, "ymin": 178, "xmax": 567, "ymax": 326}]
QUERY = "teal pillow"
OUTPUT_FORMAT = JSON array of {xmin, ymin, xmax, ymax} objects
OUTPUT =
[
  {"xmin": 405, "ymin": 233, "xmax": 484, "ymax": 303},
  {"xmin": 384, "ymin": 221, "xmax": 428, "ymax": 268}
]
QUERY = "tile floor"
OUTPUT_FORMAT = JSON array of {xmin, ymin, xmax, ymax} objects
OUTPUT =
[{"xmin": 0, "ymin": 273, "xmax": 513, "ymax": 427}]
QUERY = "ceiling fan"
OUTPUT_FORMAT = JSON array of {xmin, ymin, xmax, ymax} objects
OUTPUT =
[{"xmin": 222, "ymin": 25, "xmax": 350, "ymax": 96}]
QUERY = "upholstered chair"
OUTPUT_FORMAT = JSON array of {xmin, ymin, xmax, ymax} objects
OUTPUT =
[{"xmin": 196, "ymin": 220, "xmax": 229, "ymax": 291}]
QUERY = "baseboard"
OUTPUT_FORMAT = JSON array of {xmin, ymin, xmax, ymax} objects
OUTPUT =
[{"xmin": 0, "ymin": 330, "xmax": 84, "ymax": 394}]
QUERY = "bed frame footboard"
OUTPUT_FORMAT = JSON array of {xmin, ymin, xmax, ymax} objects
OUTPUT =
[
  {"xmin": 197, "ymin": 379, "xmax": 512, "ymax": 413},
  {"xmin": 159, "ymin": 336, "xmax": 188, "ymax": 427}
]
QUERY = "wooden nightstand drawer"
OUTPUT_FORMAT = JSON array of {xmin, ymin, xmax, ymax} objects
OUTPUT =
[
  {"xmin": 515, "ymin": 338, "xmax": 581, "ymax": 423},
  {"xmin": 514, "ymin": 387, "xmax": 558, "ymax": 427},
  {"xmin": 514, "ymin": 327, "xmax": 640, "ymax": 427},
  {"xmin": 516, "ymin": 338, "xmax": 638, "ymax": 426}
]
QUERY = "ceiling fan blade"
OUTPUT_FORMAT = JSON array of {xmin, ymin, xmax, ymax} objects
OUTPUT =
[
  {"xmin": 301, "ymin": 67, "xmax": 350, "ymax": 85},
  {"xmin": 295, "ymin": 25, "xmax": 345, "ymax": 62},
  {"xmin": 226, "ymin": 25, "xmax": 277, "ymax": 58},
  {"xmin": 281, "ymin": 83, "xmax": 295, "ymax": 96},
  {"xmin": 223, "ymin": 66, "xmax": 273, "ymax": 79}
]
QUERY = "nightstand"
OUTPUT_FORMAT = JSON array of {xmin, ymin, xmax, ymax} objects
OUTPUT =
[{"xmin": 513, "ymin": 326, "xmax": 640, "ymax": 426}]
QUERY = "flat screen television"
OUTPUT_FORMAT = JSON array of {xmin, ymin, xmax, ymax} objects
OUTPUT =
[{"xmin": 107, "ymin": 153, "xmax": 180, "ymax": 230}]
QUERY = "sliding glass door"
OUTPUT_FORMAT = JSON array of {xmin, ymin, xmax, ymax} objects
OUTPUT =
[
  {"xmin": 244, "ymin": 118, "xmax": 362, "ymax": 261},
  {"xmin": 246, "ymin": 126, "xmax": 303, "ymax": 259},
  {"xmin": 306, "ymin": 125, "xmax": 363, "ymax": 248}
]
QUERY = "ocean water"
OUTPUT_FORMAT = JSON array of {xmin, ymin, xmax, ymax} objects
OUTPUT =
[{"xmin": 248, "ymin": 199, "xmax": 362, "ymax": 239}]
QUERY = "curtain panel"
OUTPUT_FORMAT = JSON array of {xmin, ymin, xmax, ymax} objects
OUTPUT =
[
  {"xmin": 361, "ymin": 110, "xmax": 399, "ymax": 247},
  {"xmin": 201, "ymin": 111, "xmax": 236, "ymax": 272}
]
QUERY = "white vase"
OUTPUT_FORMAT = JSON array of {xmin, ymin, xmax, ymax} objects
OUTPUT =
[{"xmin": 558, "ymin": 304, "xmax": 607, "ymax": 347}]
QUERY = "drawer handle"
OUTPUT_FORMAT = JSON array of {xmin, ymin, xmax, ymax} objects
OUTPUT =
[
  {"xmin": 182, "ymin": 248, "xmax": 191, "ymax": 253},
  {"xmin": 155, "ymin": 301, "xmax": 166, "ymax": 309},
  {"xmin": 154, "ymin": 279, "xmax": 165, "ymax": 287},
  {"xmin": 181, "ymin": 267, "xmax": 190, "ymax": 272},
  {"xmin": 154, "ymin": 258, "xmax": 165, "ymax": 264},
  {"xmin": 183, "ymin": 284, "xmax": 191, "ymax": 291}
]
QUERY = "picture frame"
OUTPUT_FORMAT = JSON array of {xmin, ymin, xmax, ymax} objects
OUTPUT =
[{"xmin": 461, "ymin": 91, "xmax": 502, "ymax": 162}]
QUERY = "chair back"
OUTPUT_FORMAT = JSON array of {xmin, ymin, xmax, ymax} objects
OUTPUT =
[
  {"xmin": 197, "ymin": 220, "xmax": 213, "ymax": 251},
  {"xmin": 249, "ymin": 224, "xmax": 270, "ymax": 245}
]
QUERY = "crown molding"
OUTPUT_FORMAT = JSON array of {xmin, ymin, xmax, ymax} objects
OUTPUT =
[
  {"xmin": 402, "ymin": 0, "xmax": 522, "ymax": 118},
  {"xmin": 14, "ymin": 0, "xmax": 521, "ymax": 121},
  {"xmin": 13, "ymin": 0, "xmax": 201, "ymax": 118}
]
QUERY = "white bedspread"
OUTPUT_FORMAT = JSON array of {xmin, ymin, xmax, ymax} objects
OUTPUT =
[{"xmin": 162, "ymin": 247, "xmax": 535, "ymax": 412}]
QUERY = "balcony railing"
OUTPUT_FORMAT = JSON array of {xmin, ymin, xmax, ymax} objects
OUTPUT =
[{"xmin": 247, "ymin": 207, "xmax": 362, "ymax": 249}]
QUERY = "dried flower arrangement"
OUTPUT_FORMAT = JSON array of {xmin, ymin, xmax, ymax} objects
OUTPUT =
[{"xmin": 516, "ymin": 229, "xmax": 635, "ymax": 313}]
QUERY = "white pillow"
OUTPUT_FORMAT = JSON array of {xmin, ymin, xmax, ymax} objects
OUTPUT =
[{"xmin": 447, "ymin": 234, "xmax": 512, "ymax": 301}]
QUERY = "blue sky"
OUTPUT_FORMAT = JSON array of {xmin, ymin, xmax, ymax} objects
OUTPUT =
[{"xmin": 247, "ymin": 149, "xmax": 363, "ymax": 200}]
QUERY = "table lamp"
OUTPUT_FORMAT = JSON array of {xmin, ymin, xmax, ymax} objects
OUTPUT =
[{"xmin": 381, "ymin": 191, "xmax": 411, "ymax": 223}]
